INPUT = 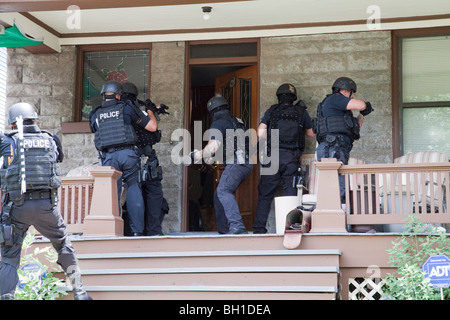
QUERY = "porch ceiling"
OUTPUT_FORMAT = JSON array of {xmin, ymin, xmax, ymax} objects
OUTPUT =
[{"xmin": 0, "ymin": 0, "xmax": 450, "ymax": 52}]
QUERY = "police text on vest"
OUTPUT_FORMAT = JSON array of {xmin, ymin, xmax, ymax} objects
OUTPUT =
[
  {"xmin": 23, "ymin": 139, "xmax": 51, "ymax": 149},
  {"xmin": 99, "ymin": 111, "xmax": 120, "ymax": 119}
]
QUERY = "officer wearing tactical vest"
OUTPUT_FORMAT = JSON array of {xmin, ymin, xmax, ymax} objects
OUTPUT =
[
  {"xmin": 314, "ymin": 77, "xmax": 373, "ymax": 203},
  {"xmin": 89, "ymin": 81, "xmax": 157, "ymax": 236},
  {"xmin": 121, "ymin": 82, "xmax": 166, "ymax": 236},
  {"xmin": 0, "ymin": 102, "xmax": 91, "ymax": 300},
  {"xmin": 183, "ymin": 96, "xmax": 253, "ymax": 234},
  {"xmin": 253, "ymin": 83, "xmax": 315, "ymax": 234}
]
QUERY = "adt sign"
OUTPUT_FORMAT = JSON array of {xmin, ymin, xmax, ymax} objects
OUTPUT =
[{"xmin": 423, "ymin": 255, "xmax": 450, "ymax": 289}]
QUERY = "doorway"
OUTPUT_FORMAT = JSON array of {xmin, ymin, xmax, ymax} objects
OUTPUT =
[{"xmin": 183, "ymin": 40, "xmax": 260, "ymax": 232}]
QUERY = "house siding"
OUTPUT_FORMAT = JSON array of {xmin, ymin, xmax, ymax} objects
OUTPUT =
[
  {"xmin": 5, "ymin": 30, "xmax": 392, "ymax": 234},
  {"xmin": 260, "ymin": 30, "xmax": 392, "ymax": 162}
]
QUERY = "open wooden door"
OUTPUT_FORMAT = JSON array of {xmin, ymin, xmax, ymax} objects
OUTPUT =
[{"xmin": 214, "ymin": 65, "xmax": 259, "ymax": 229}]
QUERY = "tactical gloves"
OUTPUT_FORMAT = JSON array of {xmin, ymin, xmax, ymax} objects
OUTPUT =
[{"xmin": 360, "ymin": 101, "xmax": 374, "ymax": 116}]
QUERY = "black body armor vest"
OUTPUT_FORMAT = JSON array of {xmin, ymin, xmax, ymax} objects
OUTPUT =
[
  {"xmin": 268, "ymin": 103, "xmax": 306, "ymax": 150},
  {"xmin": 313, "ymin": 96, "xmax": 360, "ymax": 143},
  {"xmin": 126, "ymin": 99, "xmax": 161, "ymax": 156},
  {"xmin": 93, "ymin": 101, "xmax": 137, "ymax": 151},
  {"xmin": 1, "ymin": 130, "xmax": 61, "ymax": 200}
]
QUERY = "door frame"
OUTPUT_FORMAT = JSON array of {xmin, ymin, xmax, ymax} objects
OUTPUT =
[{"xmin": 181, "ymin": 38, "xmax": 261, "ymax": 232}]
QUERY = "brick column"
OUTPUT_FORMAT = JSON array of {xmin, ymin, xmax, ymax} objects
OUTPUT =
[
  {"xmin": 83, "ymin": 166, "xmax": 124, "ymax": 237},
  {"xmin": 310, "ymin": 158, "xmax": 347, "ymax": 233}
]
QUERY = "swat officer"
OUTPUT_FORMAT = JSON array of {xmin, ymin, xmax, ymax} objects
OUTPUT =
[
  {"xmin": 0, "ymin": 102, "xmax": 91, "ymax": 300},
  {"xmin": 253, "ymin": 83, "xmax": 315, "ymax": 234},
  {"xmin": 184, "ymin": 96, "xmax": 253, "ymax": 234},
  {"xmin": 121, "ymin": 82, "xmax": 165, "ymax": 236},
  {"xmin": 314, "ymin": 76, "xmax": 373, "ymax": 202},
  {"xmin": 89, "ymin": 81, "xmax": 157, "ymax": 236}
]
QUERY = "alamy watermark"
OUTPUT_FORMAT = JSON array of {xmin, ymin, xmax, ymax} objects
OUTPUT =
[
  {"xmin": 366, "ymin": 5, "xmax": 381, "ymax": 30},
  {"xmin": 171, "ymin": 121, "xmax": 280, "ymax": 175},
  {"xmin": 66, "ymin": 5, "xmax": 81, "ymax": 30}
]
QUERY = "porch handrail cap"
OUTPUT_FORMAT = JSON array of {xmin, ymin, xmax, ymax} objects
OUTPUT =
[{"xmin": 90, "ymin": 166, "xmax": 122, "ymax": 178}]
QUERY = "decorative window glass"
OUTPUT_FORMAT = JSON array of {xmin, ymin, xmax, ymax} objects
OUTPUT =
[{"xmin": 81, "ymin": 49, "xmax": 150, "ymax": 120}]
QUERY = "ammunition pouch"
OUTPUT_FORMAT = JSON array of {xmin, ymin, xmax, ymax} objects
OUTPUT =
[
  {"xmin": 0, "ymin": 201, "xmax": 14, "ymax": 247},
  {"xmin": 0, "ymin": 224, "xmax": 14, "ymax": 247}
]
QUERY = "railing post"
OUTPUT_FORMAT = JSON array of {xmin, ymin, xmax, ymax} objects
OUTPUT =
[
  {"xmin": 83, "ymin": 166, "xmax": 124, "ymax": 237},
  {"xmin": 310, "ymin": 158, "xmax": 347, "ymax": 233}
]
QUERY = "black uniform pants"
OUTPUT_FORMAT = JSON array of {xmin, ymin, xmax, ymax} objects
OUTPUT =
[
  {"xmin": 253, "ymin": 149, "xmax": 300, "ymax": 234},
  {"xmin": 142, "ymin": 178, "xmax": 164, "ymax": 236},
  {"xmin": 103, "ymin": 148, "xmax": 145, "ymax": 233},
  {"xmin": 316, "ymin": 134, "xmax": 352, "ymax": 203},
  {"xmin": 0, "ymin": 198, "xmax": 78, "ymax": 296}
]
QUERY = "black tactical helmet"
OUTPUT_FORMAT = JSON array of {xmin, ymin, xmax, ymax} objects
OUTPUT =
[
  {"xmin": 8, "ymin": 102, "xmax": 39, "ymax": 125},
  {"xmin": 100, "ymin": 81, "xmax": 123, "ymax": 96},
  {"xmin": 122, "ymin": 82, "xmax": 138, "ymax": 96},
  {"xmin": 207, "ymin": 96, "xmax": 228, "ymax": 113},
  {"xmin": 276, "ymin": 83, "xmax": 297, "ymax": 100},
  {"xmin": 332, "ymin": 77, "xmax": 357, "ymax": 93}
]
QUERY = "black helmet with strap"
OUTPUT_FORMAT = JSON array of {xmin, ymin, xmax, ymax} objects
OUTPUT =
[
  {"xmin": 332, "ymin": 77, "xmax": 357, "ymax": 94},
  {"xmin": 207, "ymin": 96, "xmax": 228, "ymax": 113},
  {"xmin": 101, "ymin": 81, "xmax": 123, "ymax": 97},
  {"xmin": 8, "ymin": 102, "xmax": 39, "ymax": 125},
  {"xmin": 276, "ymin": 83, "xmax": 297, "ymax": 101},
  {"xmin": 122, "ymin": 82, "xmax": 138, "ymax": 97}
]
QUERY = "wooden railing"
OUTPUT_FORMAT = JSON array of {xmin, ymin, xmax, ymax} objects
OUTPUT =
[
  {"xmin": 57, "ymin": 166, "xmax": 123, "ymax": 237},
  {"xmin": 12, "ymin": 161, "xmax": 449, "ymax": 236},
  {"xmin": 58, "ymin": 176, "xmax": 95, "ymax": 234},
  {"xmin": 0, "ymin": 167, "xmax": 122, "ymax": 237},
  {"xmin": 341, "ymin": 162, "xmax": 450, "ymax": 226},
  {"xmin": 309, "ymin": 159, "xmax": 450, "ymax": 232}
]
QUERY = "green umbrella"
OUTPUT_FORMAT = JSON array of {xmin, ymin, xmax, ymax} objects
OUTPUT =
[{"xmin": 0, "ymin": 24, "xmax": 43, "ymax": 48}]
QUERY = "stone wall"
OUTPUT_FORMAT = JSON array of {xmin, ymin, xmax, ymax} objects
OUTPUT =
[
  {"xmin": 5, "ymin": 31, "xmax": 393, "ymax": 234},
  {"xmin": 6, "ymin": 43, "xmax": 185, "ymax": 234},
  {"xmin": 260, "ymin": 30, "xmax": 392, "ymax": 163},
  {"xmin": 5, "ymin": 46, "xmax": 99, "ymax": 174},
  {"xmin": 6, "ymin": 46, "xmax": 76, "ymax": 134},
  {"xmin": 149, "ymin": 42, "xmax": 185, "ymax": 234}
]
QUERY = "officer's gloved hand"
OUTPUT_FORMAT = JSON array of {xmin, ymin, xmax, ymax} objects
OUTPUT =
[
  {"xmin": 360, "ymin": 101, "xmax": 374, "ymax": 116},
  {"xmin": 181, "ymin": 150, "xmax": 201, "ymax": 166}
]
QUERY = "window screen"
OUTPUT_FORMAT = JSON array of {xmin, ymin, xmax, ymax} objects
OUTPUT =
[{"xmin": 401, "ymin": 36, "xmax": 450, "ymax": 157}]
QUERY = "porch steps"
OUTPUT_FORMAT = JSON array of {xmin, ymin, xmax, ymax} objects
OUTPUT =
[{"xmin": 61, "ymin": 240, "xmax": 341, "ymax": 300}]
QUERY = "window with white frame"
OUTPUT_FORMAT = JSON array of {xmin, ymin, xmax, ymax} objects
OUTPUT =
[{"xmin": 401, "ymin": 35, "xmax": 450, "ymax": 157}]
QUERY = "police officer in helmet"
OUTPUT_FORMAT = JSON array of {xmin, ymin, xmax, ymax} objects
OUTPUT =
[
  {"xmin": 184, "ymin": 95, "xmax": 253, "ymax": 234},
  {"xmin": 121, "ymin": 82, "xmax": 166, "ymax": 236},
  {"xmin": 89, "ymin": 80, "xmax": 156, "ymax": 236},
  {"xmin": 253, "ymin": 83, "xmax": 315, "ymax": 234},
  {"xmin": 315, "ymin": 76, "xmax": 373, "ymax": 202},
  {"xmin": 0, "ymin": 102, "xmax": 91, "ymax": 300}
]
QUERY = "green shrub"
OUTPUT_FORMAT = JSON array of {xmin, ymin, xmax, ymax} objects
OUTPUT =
[
  {"xmin": 383, "ymin": 215, "xmax": 450, "ymax": 300},
  {"xmin": 14, "ymin": 230, "xmax": 68, "ymax": 300}
]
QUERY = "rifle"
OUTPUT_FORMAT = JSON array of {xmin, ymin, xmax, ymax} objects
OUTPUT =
[
  {"xmin": 137, "ymin": 99, "xmax": 170, "ymax": 121},
  {"xmin": 15, "ymin": 116, "xmax": 26, "ymax": 194}
]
